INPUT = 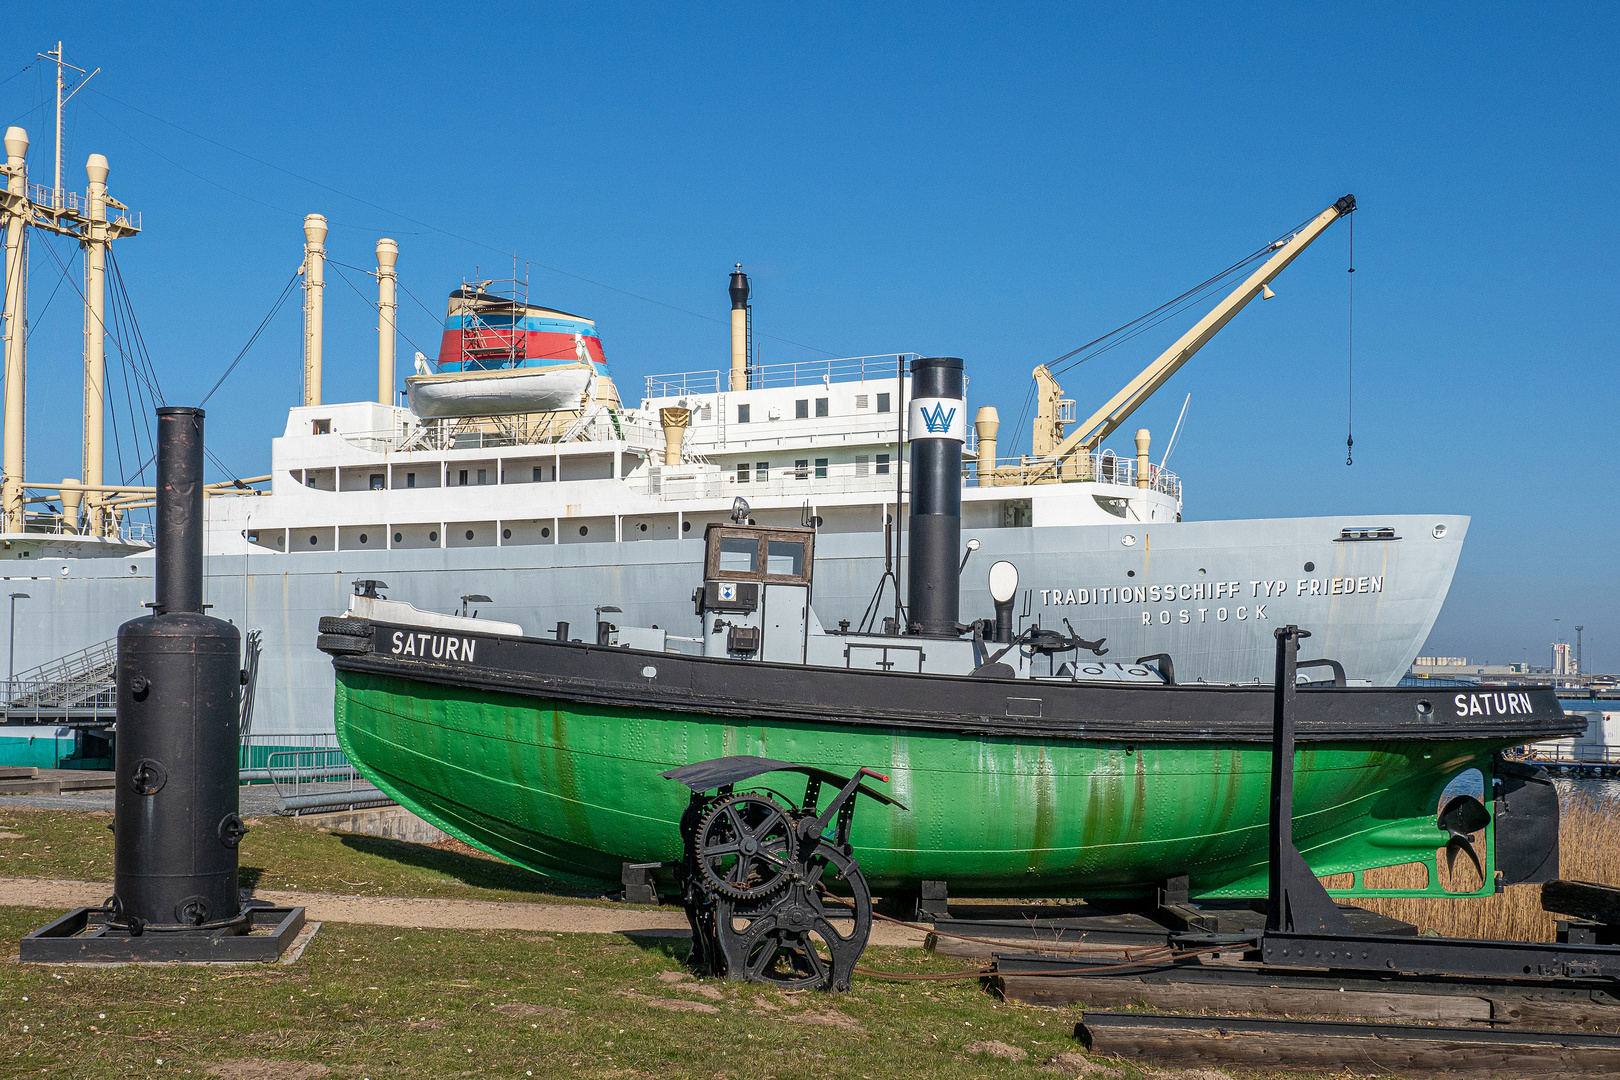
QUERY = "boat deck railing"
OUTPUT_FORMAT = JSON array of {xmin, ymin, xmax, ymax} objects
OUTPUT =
[
  {"xmin": 976, "ymin": 453, "xmax": 1182, "ymax": 499},
  {"xmin": 645, "ymin": 355, "xmax": 918, "ymax": 398},
  {"xmin": 29, "ymin": 184, "xmax": 141, "ymax": 232},
  {"xmin": 337, "ymin": 410, "xmax": 664, "ymax": 456},
  {"xmin": 15, "ymin": 509, "xmax": 154, "ymax": 545}
]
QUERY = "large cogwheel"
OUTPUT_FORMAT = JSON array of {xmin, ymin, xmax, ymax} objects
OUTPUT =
[{"xmin": 694, "ymin": 792, "xmax": 799, "ymax": 901}]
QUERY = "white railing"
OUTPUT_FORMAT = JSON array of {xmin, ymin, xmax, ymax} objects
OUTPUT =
[
  {"xmin": 17, "ymin": 510, "xmax": 155, "ymax": 546},
  {"xmin": 972, "ymin": 453, "xmax": 1182, "ymax": 499},
  {"xmin": 336, "ymin": 411, "xmax": 664, "ymax": 455},
  {"xmin": 1519, "ymin": 744, "xmax": 1620, "ymax": 766},
  {"xmin": 629, "ymin": 459, "xmax": 909, "ymax": 502},
  {"xmin": 27, "ymin": 185, "xmax": 140, "ymax": 230},
  {"xmin": 646, "ymin": 354, "xmax": 917, "ymax": 398}
]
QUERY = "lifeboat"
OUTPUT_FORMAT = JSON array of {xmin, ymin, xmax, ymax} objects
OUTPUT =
[{"xmin": 405, "ymin": 287, "xmax": 608, "ymax": 419}]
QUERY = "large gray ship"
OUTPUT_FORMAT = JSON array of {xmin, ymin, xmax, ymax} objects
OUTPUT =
[{"xmin": 0, "ymin": 134, "xmax": 1460, "ymax": 742}]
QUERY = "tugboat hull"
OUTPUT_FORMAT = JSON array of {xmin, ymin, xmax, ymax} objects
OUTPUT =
[{"xmin": 327, "ymin": 627, "xmax": 1575, "ymax": 900}]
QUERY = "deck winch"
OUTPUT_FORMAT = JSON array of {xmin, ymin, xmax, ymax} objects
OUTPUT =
[{"xmin": 664, "ymin": 756, "xmax": 903, "ymax": 991}]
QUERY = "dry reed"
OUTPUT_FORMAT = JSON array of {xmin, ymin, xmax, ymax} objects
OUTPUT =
[{"xmin": 1355, "ymin": 793, "xmax": 1620, "ymax": 941}]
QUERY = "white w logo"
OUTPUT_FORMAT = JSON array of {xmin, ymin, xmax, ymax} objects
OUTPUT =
[{"xmin": 920, "ymin": 403, "xmax": 956, "ymax": 434}]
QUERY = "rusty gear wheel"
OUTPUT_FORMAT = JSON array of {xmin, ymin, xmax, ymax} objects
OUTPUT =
[{"xmin": 694, "ymin": 792, "xmax": 798, "ymax": 901}]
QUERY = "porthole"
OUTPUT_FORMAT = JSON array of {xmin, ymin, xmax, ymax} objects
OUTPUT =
[
  {"xmin": 1433, "ymin": 524, "xmax": 1448, "ymax": 539},
  {"xmin": 1197, "ymin": 567, "xmax": 1206, "ymax": 576},
  {"xmin": 1304, "ymin": 561, "xmax": 1315, "ymax": 572},
  {"xmin": 129, "ymin": 564, "xmax": 137, "ymax": 573},
  {"xmin": 1121, "ymin": 534, "xmax": 1136, "ymax": 547},
  {"xmin": 465, "ymin": 530, "xmax": 475, "ymax": 541},
  {"xmin": 638, "ymin": 523, "xmax": 647, "ymax": 532},
  {"xmin": 309, "ymin": 535, "xmax": 318, "ymax": 545},
  {"xmin": 682, "ymin": 521, "xmax": 691, "ymax": 533},
  {"xmin": 579, "ymin": 526, "xmax": 588, "ymax": 536},
  {"xmin": 358, "ymin": 533, "xmax": 368, "ymax": 545},
  {"xmin": 428, "ymin": 531, "xmax": 438, "ymax": 542},
  {"xmin": 1127, "ymin": 570, "xmax": 1135, "ymax": 577},
  {"xmin": 542, "ymin": 527, "xmax": 551, "ymax": 538},
  {"xmin": 393, "ymin": 532, "xmax": 402, "ymax": 543},
  {"xmin": 502, "ymin": 528, "xmax": 511, "ymax": 540}
]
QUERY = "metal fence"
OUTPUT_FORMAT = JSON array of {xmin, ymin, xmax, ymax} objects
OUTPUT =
[
  {"xmin": 645, "ymin": 355, "xmax": 917, "ymax": 398},
  {"xmin": 256, "ymin": 738, "xmax": 391, "ymax": 814}
]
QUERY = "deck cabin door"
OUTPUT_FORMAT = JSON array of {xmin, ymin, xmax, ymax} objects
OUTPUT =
[{"xmin": 761, "ymin": 584, "xmax": 809, "ymax": 664}]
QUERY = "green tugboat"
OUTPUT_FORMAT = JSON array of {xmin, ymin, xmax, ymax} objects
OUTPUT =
[{"xmin": 319, "ymin": 357, "xmax": 1576, "ymax": 902}]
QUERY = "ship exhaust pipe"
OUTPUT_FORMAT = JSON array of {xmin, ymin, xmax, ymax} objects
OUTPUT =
[
  {"xmin": 729, "ymin": 267, "xmax": 749, "ymax": 391},
  {"xmin": 906, "ymin": 356, "xmax": 966, "ymax": 637},
  {"xmin": 112, "ymin": 407, "xmax": 246, "ymax": 932}
]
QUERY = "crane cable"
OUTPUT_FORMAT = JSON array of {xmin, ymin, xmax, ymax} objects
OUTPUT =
[{"xmin": 1346, "ymin": 213, "xmax": 1355, "ymax": 466}]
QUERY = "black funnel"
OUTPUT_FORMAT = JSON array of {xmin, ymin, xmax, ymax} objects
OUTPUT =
[
  {"xmin": 154, "ymin": 407, "xmax": 205, "ymax": 615},
  {"xmin": 729, "ymin": 269, "xmax": 750, "ymax": 309},
  {"xmin": 906, "ymin": 357, "xmax": 965, "ymax": 637}
]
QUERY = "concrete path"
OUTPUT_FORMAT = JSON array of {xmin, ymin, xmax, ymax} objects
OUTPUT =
[{"xmin": 0, "ymin": 877, "xmax": 929, "ymax": 946}]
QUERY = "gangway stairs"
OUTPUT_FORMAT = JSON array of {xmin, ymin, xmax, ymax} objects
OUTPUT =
[{"xmin": 3, "ymin": 640, "xmax": 118, "ymax": 725}]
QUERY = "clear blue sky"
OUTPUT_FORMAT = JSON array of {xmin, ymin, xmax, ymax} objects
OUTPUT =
[{"xmin": 5, "ymin": 3, "xmax": 1616, "ymax": 670}]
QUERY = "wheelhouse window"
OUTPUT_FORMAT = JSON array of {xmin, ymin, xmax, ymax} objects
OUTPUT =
[
  {"xmin": 767, "ymin": 540, "xmax": 805, "ymax": 576},
  {"xmin": 718, "ymin": 536, "xmax": 759, "ymax": 574},
  {"xmin": 876, "ymin": 393, "xmax": 891, "ymax": 413},
  {"xmin": 815, "ymin": 397, "xmax": 828, "ymax": 417},
  {"xmin": 795, "ymin": 399, "xmax": 809, "ymax": 419},
  {"xmin": 704, "ymin": 525, "xmax": 816, "ymax": 586},
  {"xmin": 737, "ymin": 403, "xmax": 750, "ymax": 424}
]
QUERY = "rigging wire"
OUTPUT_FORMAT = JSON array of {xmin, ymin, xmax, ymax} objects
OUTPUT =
[
  {"xmin": 86, "ymin": 88, "xmax": 841, "ymax": 356},
  {"xmin": 0, "ymin": 61, "xmax": 36, "ymax": 90},
  {"xmin": 325, "ymin": 257, "xmax": 436, "ymax": 363},
  {"xmin": 197, "ymin": 269, "xmax": 300, "ymax": 407},
  {"xmin": 1346, "ymin": 213, "xmax": 1355, "ymax": 466},
  {"xmin": 108, "ymin": 250, "xmax": 166, "ymax": 402},
  {"xmin": 24, "ymin": 234, "xmax": 76, "ymax": 340},
  {"xmin": 106, "ymin": 250, "xmax": 163, "ymax": 495},
  {"xmin": 1006, "ymin": 213, "xmax": 1317, "ymax": 457}
]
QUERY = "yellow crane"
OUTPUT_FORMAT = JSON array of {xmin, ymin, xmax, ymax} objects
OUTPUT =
[{"xmin": 1006, "ymin": 195, "xmax": 1355, "ymax": 486}]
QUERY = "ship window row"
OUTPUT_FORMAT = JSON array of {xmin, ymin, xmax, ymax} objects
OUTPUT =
[
  {"xmin": 734, "ymin": 393, "xmax": 889, "ymax": 426},
  {"xmin": 291, "ymin": 455, "xmax": 630, "ymax": 494},
  {"xmin": 247, "ymin": 498, "xmax": 1032, "ymax": 556},
  {"xmin": 734, "ymin": 455, "xmax": 887, "ymax": 484}
]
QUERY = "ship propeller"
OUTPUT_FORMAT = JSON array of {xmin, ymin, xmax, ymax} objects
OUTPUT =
[{"xmin": 1437, "ymin": 793, "xmax": 1492, "ymax": 882}]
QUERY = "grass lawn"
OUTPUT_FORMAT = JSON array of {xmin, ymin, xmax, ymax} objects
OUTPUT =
[
  {"xmin": 0, "ymin": 807, "xmax": 606, "ymax": 906},
  {"xmin": 0, "ymin": 908, "xmax": 1160, "ymax": 1080}
]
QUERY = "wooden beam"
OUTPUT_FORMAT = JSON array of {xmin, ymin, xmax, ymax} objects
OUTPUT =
[
  {"xmin": 998, "ymin": 975, "xmax": 1490, "ymax": 1024},
  {"xmin": 1543, "ymin": 880, "xmax": 1620, "ymax": 924},
  {"xmin": 1078, "ymin": 1015, "xmax": 1620, "ymax": 1077}
]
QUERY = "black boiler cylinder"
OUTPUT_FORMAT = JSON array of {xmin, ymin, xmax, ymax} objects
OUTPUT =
[
  {"xmin": 112, "ymin": 612, "xmax": 244, "ymax": 929},
  {"xmin": 906, "ymin": 356, "xmax": 966, "ymax": 637},
  {"xmin": 111, "ymin": 407, "xmax": 245, "ymax": 931}
]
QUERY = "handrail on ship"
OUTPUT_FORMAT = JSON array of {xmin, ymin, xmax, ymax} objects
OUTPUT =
[
  {"xmin": 645, "ymin": 354, "xmax": 921, "ymax": 399},
  {"xmin": 336, "ymin": 411, "xmax": 665, "ymax": 455}
]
